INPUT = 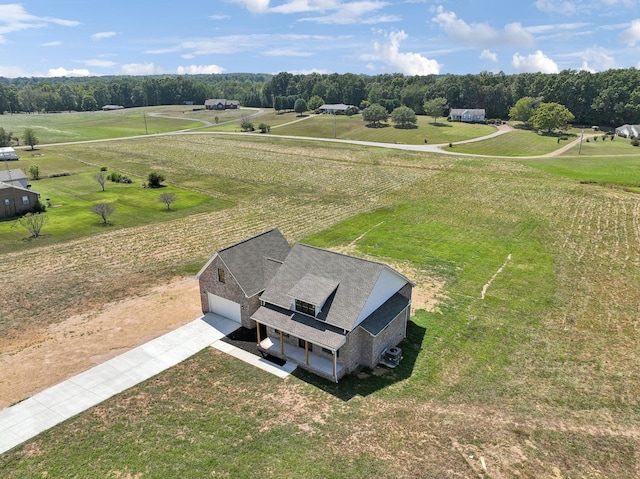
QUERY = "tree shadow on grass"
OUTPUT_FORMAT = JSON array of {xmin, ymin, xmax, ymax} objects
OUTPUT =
[
  {"xmin": 393, "ymin": 124, "xmax": 418, "ymax": 130},
  {"xmin": 430, "ymin": 122, "xmax": 452, "ymax": 128},
  {"xmin": 292, "ymin": 319, "xmax": 426, "ymax": 401},
  {"xmin": 365, "ymin": 123, "xmax": 391, "ymax": 129}
]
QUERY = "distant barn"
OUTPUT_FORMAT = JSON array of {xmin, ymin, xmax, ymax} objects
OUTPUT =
[{"xmin": 615, "ymin": 124, "xmax": 640, "ymax": 138}]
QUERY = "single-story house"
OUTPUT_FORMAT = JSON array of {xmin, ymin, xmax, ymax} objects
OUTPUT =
[
  {"xmin": 101, "ymin": 105, "xmax": 124, "ymax": 111},
  {"xmin": 204, "ymin": 99, "xmax": 240, "ymax": 110},
  {"xmin": 615, "ymin": 124, "xmax": 640, "ymax": 138},
  {"xmin": 197, "ymin": 228, "xmax": 413, "ymax": 382},
  {"xmin": 318, "ymin": 103, "xmax": 358, "ymax": 114},
  {"xmin": 449, "ymin": 108, "xmax": 485, "ymax": 123},
  {"xmin": 0, "ymin": 147, "xmax": 19, "ymax": 161},
  {"xmin": 0, "ymin": 168, "xmax": 41, "ymax": 218}
]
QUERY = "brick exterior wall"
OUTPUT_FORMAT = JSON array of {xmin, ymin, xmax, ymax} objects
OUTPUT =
[{"xmin": 198, "ymin": 255, "xmax": 259, "ymax": 329}]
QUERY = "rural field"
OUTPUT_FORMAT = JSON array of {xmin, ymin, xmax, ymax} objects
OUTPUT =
[{"xmin": 1, "ymin": 111, "xmax": 640, "ymax": 477}]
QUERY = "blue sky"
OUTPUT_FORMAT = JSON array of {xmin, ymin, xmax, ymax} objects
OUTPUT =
[{"xmin": 1, "ymin": 0, "xmax": 640, "ymax": 78}]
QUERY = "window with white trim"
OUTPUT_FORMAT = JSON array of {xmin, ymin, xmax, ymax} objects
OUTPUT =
[{"xmin": 21, "ymin": 196, "xmax": 30, "ymax": 205}]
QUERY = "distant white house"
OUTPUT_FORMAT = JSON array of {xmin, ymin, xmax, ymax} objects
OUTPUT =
[
  {"xmin": 317, "ymin": 103, "xmax": 358, "ymax": 114},
  {"xmin": 205, "ymin": 99, "xmax": 240, "ymax": 110},
  {"xmin": 449, "ymin": 108, "xmax": 485, "ymax": 123},
  {"xmin": 101, "ymin": 105, "xmax": 124, "ymax": 111},
  {"xmin": 0, "ymin": 147, "xmax": 19, "ymax": 161},
  {"xmin": 615, "ymin": 124, "xmax": 640, "ymax": 138}
]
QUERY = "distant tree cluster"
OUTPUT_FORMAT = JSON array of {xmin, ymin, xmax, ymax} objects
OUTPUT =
[{"xmin": 4, "ymin": 68, "xmax": 640, "ymax": 126}]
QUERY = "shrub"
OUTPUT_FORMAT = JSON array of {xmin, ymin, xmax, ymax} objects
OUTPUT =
[
  {"xmin": 147, "ymin": 171, "xmax": 165, "ymax": 188},
  {"xmin": 107, "ymin": 172, "xmax": 122, "ymax": 182},
  {"xmin": 48, "ymin": 172, "xmax": 71, "ymax": 178},
  {"xmin": 258, "ymin": 123, "xmax": 271, "ymax": 133},
  {"xmin": 631, "ymin": 138, "xmax": 640, "ymax": 147},
  {"xmin": 31, "ymin": 201, "xmax": 47, "ymax": 213},
  {"xmin": 100, "ymin": 166, "xmax": 108, "ymax": 171}
]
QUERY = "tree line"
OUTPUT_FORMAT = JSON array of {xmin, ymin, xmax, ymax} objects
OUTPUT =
[{"xmin": 2, "ymin": 68, "xmax": 640, "ymax": 126}]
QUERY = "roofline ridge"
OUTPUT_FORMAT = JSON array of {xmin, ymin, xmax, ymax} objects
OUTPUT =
[{"xmin": 218, "ymin": 227, "xmax": 283, "ymax": 253}]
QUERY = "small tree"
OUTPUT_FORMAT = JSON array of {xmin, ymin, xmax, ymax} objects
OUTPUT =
[
  {"xmin": 240, "ymin": 116, "xmax": 254, "ymax": 132},
  {"xmin": 91, "ymin": 202, "xmax": 114, "ymax": 225},
  {"xmin": 294, "ymin": 98, "xmax": 308, "ymax": 116},
  {"xmin": 307, "ymin": 95, "xmax": 324, "ymax": 111},
  {"xmin": 147, "ymin": 172, "xmax": 165, "ymax": 188},
  {"xmin": 158, "ymin": 192, "xmax": 177, "ymax": 211},
  {"xmin": 94, "ymin": 172, "xmax": 107, "ymax": 191},
  {"xmin": 508, "ymin": 96, "xmax": 540, "ymax": 125},
  {"xmin": 23, "ymin": 128, "xmax": 39, "ymax": 150},
  {"xmin": 258, "ymin": 122, "xmax": 271, "ymax": 133},
  {"xmin": 17, "ymin": 212, "xmax": 49, "ymax": 238},
  {"xmin": 214, "ymin": 116, "xmax": 219, "ymax": 124},
  {"xmin": 29, "ymin": 165, "xmax": 40, "ymax": 180},
  {"xmin": 362, "ymin": 103, "xmax": 388, "ymax": 128},
  {"xmin": 0, "ymin": 127, "xmax": 14, "ymax": 147},
  {"xmin": 390, "ymin": 106, "xmax": 417, "ymax": 128},
  {"xmin": 423, "ymin": 97, "xmax": 448, "ymax": 124},
  {"xmin": 529, "ymin": 102, "xmax": 575, "ymax": 134}
]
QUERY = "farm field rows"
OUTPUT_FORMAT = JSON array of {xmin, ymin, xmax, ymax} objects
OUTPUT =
[{"xmin": 2, "ymin": 130, "xmax": 640, "ymax": 476}]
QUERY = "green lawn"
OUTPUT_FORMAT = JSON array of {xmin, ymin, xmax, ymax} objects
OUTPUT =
[
  {"xmin": 0, "ymin": 162, "xmax": 220, "ymax": 252},
  {"xmin": 0, "ymin": 107, "xmax": 201, "ymax": 144},
  {"xmin": 2, "ymin": 134, "xmax": 640, "ymax": 476},
  {"xmin": 238, "ymin": 113, "xmax": 497, "ymax": 144},
  {"xmin": 560, "ymin": 135, "xmax": 638, "ymax": 156},
  {"xmin": 519, "ymin": 156, "xmax": 640, "ymax": 192},
  {"xmin": 441, "ymin": 129, "xmax": 576, "ymax": 156}
]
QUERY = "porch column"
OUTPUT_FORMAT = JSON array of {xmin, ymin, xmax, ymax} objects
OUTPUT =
[
  {"xmin": 279, "ymin": 331, "xmax": 284, "ymax": 355},
  {"xmin": 332, "ymin": 351, "xmax": 337, "ymax": 380},
  {"xmin": 256, "ymin": 321, "xmax": 261, "ymax": 344},
  {"xmin": 305, "ymin": 341, "xmax": 309, "ymax": 365}
]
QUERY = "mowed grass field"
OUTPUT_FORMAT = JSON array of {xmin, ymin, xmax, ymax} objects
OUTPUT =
[
  {"xmin": 1, "ymin": 128, "xmax": 640, "ymax": 477},
  {"xmin": 441, "ymin": 128, "xmax": 575, "ymax": 156},
  {"xmin": 0, "ymin": 107, "xmax": 201, "ymax": 144},
  {"xmin": 257, "ymin": 112, "xmax": 497, "ymax": 144}
]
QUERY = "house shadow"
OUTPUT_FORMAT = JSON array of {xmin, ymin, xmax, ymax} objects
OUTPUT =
[{"xmin": 291, "ymin": 319, "xmax": 427, "ymax": 401}]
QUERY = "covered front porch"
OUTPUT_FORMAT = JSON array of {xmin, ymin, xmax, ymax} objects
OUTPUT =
[{"xmin": 257, "ymin": 336, "xmax": 345, "ymax": 382}]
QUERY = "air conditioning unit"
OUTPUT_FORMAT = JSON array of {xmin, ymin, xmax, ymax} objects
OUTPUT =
[{"xmin": 380, "ymin": 346, "xmax": 402, "ymax": 368}]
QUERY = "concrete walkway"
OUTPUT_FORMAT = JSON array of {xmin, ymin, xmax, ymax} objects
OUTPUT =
[{"xmin": 0, "ymin": 314, "xmax": 296, "ymax": 455}]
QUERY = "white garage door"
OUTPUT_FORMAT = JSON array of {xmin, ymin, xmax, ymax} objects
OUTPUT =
[{"xmin": 207, "ymin": 293, "xmax": 242, "ymax": 323}]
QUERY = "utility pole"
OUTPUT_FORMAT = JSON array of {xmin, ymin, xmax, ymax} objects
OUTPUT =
[{"xmin": 578, "ymin": 126, "xmax": 584, "ymax": 155}]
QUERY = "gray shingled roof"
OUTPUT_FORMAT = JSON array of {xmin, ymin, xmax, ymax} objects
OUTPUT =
[
  {"xmin": 0, "ymin": 169, "xmax": 27, "ymax": 185},
  {"xmin": 252, "ymin": 303, "xmax": 347, "ymax": 350},
  {"xmin": 287, "ymin": 273, "xmax": 339, "ymax": 306},
  {"xmin": 216, "ymin": 229, "xmax": 291, "ymax": 297},
  {"xmin": 260, "ymin": 244, "xmax": 402, "ymax": 331},
  {"xmin": 359, "ymin": 292, "xmax": 410, "ymax": 336}
]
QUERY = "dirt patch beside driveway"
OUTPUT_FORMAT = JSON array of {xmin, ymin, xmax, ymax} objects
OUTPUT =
[{"xmin": 0, "ymin": 277, "xmax": 202, "ymax": 409}]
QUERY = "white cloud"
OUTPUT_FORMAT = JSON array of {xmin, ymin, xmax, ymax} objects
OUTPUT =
[
  {"xmin": 120, "ymin": 62, "xmax": 162, "ymax": 75},
  {"xmin": 47, "ymin": 67, "xmax": 91, "ymax": 77},
  {"xmin": 91, "ymin": 31, "xmax": 117, "ymax": 41},
  {"xmin": 298, "ymin": 1, "xmax": 399, "ymax": 24},
  {"xmin": 227, "ymin": 0, "xmax": 270, "ymax": 13},
  {"xmin": 41, "ymin": 41, "xmax": 61, "ymax": 47},
  {"xmin": 0, "ymin": 4, "xmax": 79, "ymax": 42},
  {"xmin": 480, "ymin": 49, "xmax": 497, "ymax": 62},
  {"xmin": 85, "ymin": 59, "xmax": 117, "ymax": 68},
  {"xmin": 286, "ymin": 68, "xmax": 329, "ymax": 74},
  {"xmin": 0, "ymin": 65, "xmax": 40, "ymax": 77},
  {"xmin": 176, "ymin": 64, "xmax": 225, "ymax": 74},
  {"xmin": 209, "ymin": 14, "xmax": 231, "ymax": 20},
  {"xmin": 432, "ymin": 6, "xmax": 534, "ymax": 47},
  {"xmin": 270, "ymin": 0, "xmax": 340, "ymax": 14},
  {"xmin": 534, "ymin": 0, "xmax": 577, "ymax": 14},
  {"xmin": 578, "ymin": 46, "xmax": 617, "ymax": 72},
  {"xmin": 619, "ymin": 19, "xmax": 640, "ymax": 45},
  {"xmin": 512, "ymin": 50, "xmax": 559, "ymax": 73},
  {"xmin": 264, "ymin": 48, "xmax": 312, "ymax": 56},
  {"xmin": 363, "ymin": 30, "xmax": 441, "ymax": 75}
]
